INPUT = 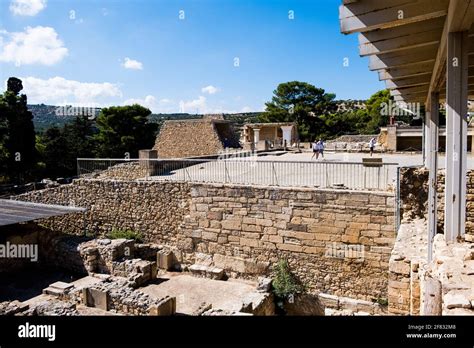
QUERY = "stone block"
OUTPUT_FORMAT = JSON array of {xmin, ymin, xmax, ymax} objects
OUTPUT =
[
  {"xmin": 242, "ymin": 224, "xmax": 262, "ymax": 232},
  {"xmin": 221, "ymin": 220, "xmax": 242, "ymax": 230},
  {"xmin": 444, "ymin": 291, "xmax": 472, "ymax": 309},
  {"xmin": 276, "ymin": 243, "xmax": 303, "ymax": 252},
  {"xmin": 207, "ymin": 211, "xmax": 223, "ymax": 220},
  {"xmin": 83, "ymin": 288, "xmax": 109, "ymax": 311},
  {"xmin": 157, "ymin": 250, "xmax": 175, "ymax": 271},
  {"xmin": 149, "ymin": 296, "xmax": 176, "ymax": 316},
  {"xmin": 202, "ymin": 231, "xmax": 218, "ymax": 242},
  {"xmin": 240, "ymin": 238, "xmax": 259, "ymax": 248},
  {"xmin": 256, "ymin": 218, "xmax": 273, "ymax": 227}
]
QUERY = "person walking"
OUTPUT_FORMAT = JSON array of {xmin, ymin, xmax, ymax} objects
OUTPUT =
[
  {"xmin": 311, "ymin": 140, "xmax": 319, "ymax": 159},
  {"xmin": 317, "ymin": 139, "xmax": 325, "ymax": 159},
  {"xmin": 369, "ymin": 137, "xmax": 376, "ymax": 157}
]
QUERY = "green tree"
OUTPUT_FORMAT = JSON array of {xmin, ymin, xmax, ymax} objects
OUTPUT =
[
  {"xmin": 38, "ymin": 116, "xmax": 96, "ymax": 179},
  {"xmin": 260, "ymin": 81, "xmax": 336, "ymax": 141},
  {"xmin": 39, "ymin": 127, "xmax": 70, "ymax": 179},
  {"xmin": 94, "ymin": 105, "xmax": 158, "ymax": 158},
  {"xmin": 0, "ymin": 77, "xmax": 37, "ymax": 183},
  {"xmin": 361, "ymin": 89, "xmax": 392, "ymax": 134}
]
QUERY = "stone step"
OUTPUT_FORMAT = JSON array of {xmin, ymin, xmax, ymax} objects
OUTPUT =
[
  {"xmin": 42, "ymin": 287, "xmax": 65, "ymax": 297},
  {"xmin": 49, "ymin": 281, "xmax": 74, "ymax": 292},
  {"xmin": 189, "ymin": 264, "xmax": 224, "ymax": 280}
]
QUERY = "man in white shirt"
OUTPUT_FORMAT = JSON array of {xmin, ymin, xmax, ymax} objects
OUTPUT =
[{"xmin": 369, "ymin": 137, "xmax": 376, "ymax": 157}]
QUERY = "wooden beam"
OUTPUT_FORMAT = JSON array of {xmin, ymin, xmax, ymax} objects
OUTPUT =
[
  {"xmin": 369, "ymin": 45, "xmax": 438, "ymax": 70},
  {"xmin": 425, "ymin": 0, "xmax": 474, "ymax": 107},
  {"xmin": 378, "ymin": 62, "xmax": 434, "ymax": 80},
  {"xmin": 358, "ymin": 17, "xmax": 445, "ymax": 45},
  {"xmin": 385, "ymin": 74, "xmax": 432, "ymax": 89},
  {"xmin": 340, "ymin": 0, "xmax": 449, "ymax": 34},
  {"xmin": 370, "ymin": 38, "xmax": 474, "ymax": 71},
  {"xmin": 359, "ymin": 27, "xmax": 443, "ymax": 56},
  {"xmin": 379, "ymin": 54, "xmax": 474, "ymax": 80}
]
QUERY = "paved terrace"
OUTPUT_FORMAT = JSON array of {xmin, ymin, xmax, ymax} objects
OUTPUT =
[{"xmin": 145, "ymin": 152, "xmax": 474, "ymax": 191}]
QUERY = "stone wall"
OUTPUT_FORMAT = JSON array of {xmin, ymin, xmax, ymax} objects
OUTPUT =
[
  {"xmin": 17, "ymin": 179, "xmax": 396, "ymax": 301},
  {"xmin": 400, "ymin": 167, "xmax": 474, "ymax": 239},
  {"xmin": 180, "ymin": 184, "xmax": 396, "ymax": 301},
  {"xmin": 17, "ymin": 180, "xmax": 191, "ymax": 244},
  {"xmin": 388, "ymin": 219, "xmax": 474, "ymax": 315},
  {"xmin": 154, "ymin": 119, "xmax": 238, "ymax": 158}
]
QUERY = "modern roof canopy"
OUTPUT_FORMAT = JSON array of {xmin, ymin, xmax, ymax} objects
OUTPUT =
[
  {"xmin": 340, "ymin": 0, "xmax": 474, "ymax": 260},
  {"xmin": 340, "ymin": 0, "xmax": 474, "ymax": 105},
  {"xmin": 0, "ymin": 199, "xmax": 86, "ymax": 227}
]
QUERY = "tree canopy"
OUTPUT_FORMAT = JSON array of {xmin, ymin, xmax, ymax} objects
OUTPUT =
[
  {"xmin": 260, "ymin": 81, "xmax": 336, "ymax": 141},
  {"xmin": 0, "ymin": 77, "xmax": 37, "ymax": 183},
  {"xmin": 94, "ymin": 105, "xmax": 158, "ymax": 158}
]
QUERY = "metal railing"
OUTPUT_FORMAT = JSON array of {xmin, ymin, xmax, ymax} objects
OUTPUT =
[{"xmin": 77, "ymin": 158, "xmax": 399, "ymax": 191}]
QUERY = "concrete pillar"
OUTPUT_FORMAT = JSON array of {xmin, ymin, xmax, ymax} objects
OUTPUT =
[
  {"xmin": 424, "ymin": 112, "xmax": 431, "ymax": 166},
  {"xmin": 386, "ymin": 125, "xmax": 398, "ymax": 152},
  {"xmin": 280, "ymin": 126, "xmax": 293, "ymax": 148},
  {"xmin": 427, "ymin": 93, "xmax": 439, "ymax": 262},
  {"xmin": 253, "ymin": 128, "xmax": 261, "ymax": 144},
  {"xmin": 445, "ymin": 31, "xmax": 468, "ymax": 242}
]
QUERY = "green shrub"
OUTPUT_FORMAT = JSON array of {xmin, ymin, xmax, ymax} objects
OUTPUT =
[
  {"xmin": 272, "ymin": 259, "xmax": 305, "ymax": 300},
  {"xmin": 107, "ymin": 229, "xmax": 143, "ymax": 242}
]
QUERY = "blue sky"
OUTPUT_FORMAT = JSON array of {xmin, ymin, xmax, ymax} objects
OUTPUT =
[{"xmin": 0, "ymin": 0, "xmax": 385, "ymax": 113}]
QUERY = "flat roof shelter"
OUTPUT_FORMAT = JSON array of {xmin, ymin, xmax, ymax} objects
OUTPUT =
[
  {"xmin": 241, "ymin": 123, "xmax": 298, "ymax": 151},
  {"xmin": 340, "ymin": 0, "xmax": 474, "ymax": 260},
  {"xmin": 0, "ymin": 199, "xmax": 86, "ymax": 227}
]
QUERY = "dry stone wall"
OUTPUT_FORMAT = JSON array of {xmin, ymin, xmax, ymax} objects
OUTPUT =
[
  {"xmin": 17, "ymin": 179, "xmax": 396, "ymax": 301},
  {"xmin": 154, "ymin": 120, "xmax": 227, "ymax": 158},
  {"xmin": 400, "ymin": 167, "xmax": 474, "ymax": 239}
]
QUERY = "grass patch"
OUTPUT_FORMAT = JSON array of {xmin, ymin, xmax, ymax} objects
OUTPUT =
[{"xmin": 107, "ymin": 229, "xmax": 143, "ymax": 243}]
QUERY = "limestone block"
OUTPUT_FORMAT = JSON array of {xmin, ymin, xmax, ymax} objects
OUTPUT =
[
  {"xmin": 419, "ymin": 272, "xmax": 442, "ymax": 315},
  {"xmin": 157, "ymin": 250, "xmax": 175, "ymax": 271},
  {"xmin": 149, "ymin": 296, "xmax": 176, "ymax": 316},
  {"xmin": 444, "ymin": 291, "xmax": 472, "ymax": 309},
  {"xmin": 83, "ymin": 288, "xmax": 109, "ymax": 311}
]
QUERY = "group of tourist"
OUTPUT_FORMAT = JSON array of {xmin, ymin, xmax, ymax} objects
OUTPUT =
[
  {"xmin": 311, "ymin": 139, "xmax": 325, "ymax": 160},
  {"xmin": 311, "ymin": 137, "xmax": 377, "ymax": 159}
]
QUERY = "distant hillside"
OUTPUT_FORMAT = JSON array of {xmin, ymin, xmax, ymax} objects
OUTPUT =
[
  {"xmin": 28, "ymin": 104, "xmax": 101, "ymax": 131},
  {"xmin": 29, "ymin": 104, "xmax": 263, "ymax": 132}
]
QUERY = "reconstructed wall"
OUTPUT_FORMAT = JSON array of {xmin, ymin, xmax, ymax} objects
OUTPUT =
[
  {"xmin": 180, "ymin": 184, "xmax": 396, "ymax": 301},
  {"xmin": 18, "ymin": 179, "xmax": 396, "ymax": 301},
  {"xmin": 154, "ymin": 120, "xmax": 238, "ymax": 158}
]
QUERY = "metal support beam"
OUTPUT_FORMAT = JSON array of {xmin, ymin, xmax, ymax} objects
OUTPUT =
[
  {"xmin": 445, "ymin": 31, "xmax": 469, "ymax": 242},
  {"xmin": 427, "ymin": 93, "xmax": 439, "ymax": 262},
  {"xmin": 423, "ymin": 111, "xmax": 429, "ymax": 166}
]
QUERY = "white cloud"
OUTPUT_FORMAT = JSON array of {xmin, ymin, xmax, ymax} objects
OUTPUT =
[
  {"xmin": 124, "ymin": 95, "xmax": 175, "ymax": 113},
  {"xmin": 179, "ymin": 96, "xmax": 207, "ymax": 113},
  {"xmin": 201, "ymin": 85, "xmax": 219, "ymax": 95},
  {"xmin": 0, "ymin": 26, "xmax": 68, "ymax": 66},
  {"xmin": 122, "ymin": 57, "xmax": 143, "ymax": 70},
  {"xmin": 240, "ymin": 106, "xmax": 253, "ymax": 113},
  {"xmin": 9, "ymin": 0, "xmax": 46, "ymax": 16},
  {"xmin": 19, "ymin": 76, "xmax": 122, "ymax": 105}
]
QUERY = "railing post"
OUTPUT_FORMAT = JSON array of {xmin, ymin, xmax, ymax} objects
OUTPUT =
[
  {"xmin": 224, "ymin": 161, "xmax": 230, "ymax": 183},
  {"xmin": 272, "ymin": 162, "xmax": 278, "ymax": 186}
]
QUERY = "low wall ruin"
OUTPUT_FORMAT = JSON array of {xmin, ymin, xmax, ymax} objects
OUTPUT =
[
  {"xmin": 17, "ymin": 179, "xmax": 396, "ymax": 301},
  {"xmin": 399, "ymin": 167, "xmax": 474, "ymax": 240}
]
